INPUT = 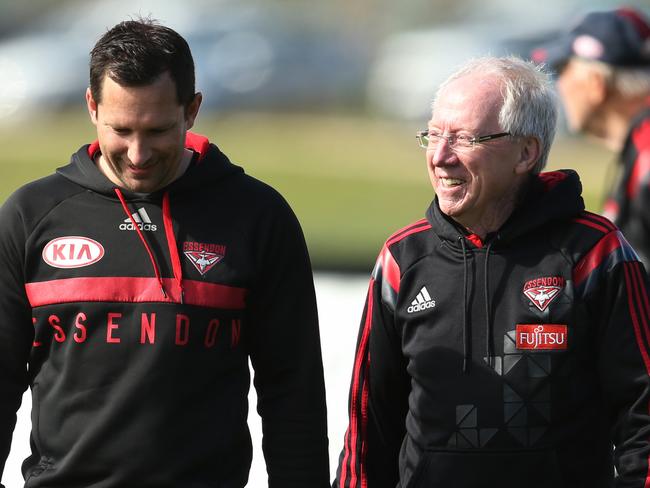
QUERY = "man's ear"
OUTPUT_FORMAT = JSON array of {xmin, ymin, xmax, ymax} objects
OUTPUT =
[
  {"xmin": 86, "ymin": 88, "xmax": 98, "ymax": 125},
  {"xmin": 185, "ymin": 92, "xmax": 203, "ymax": 130},
  {"xmin": 515, "ymin": 136, "xmax": 541, "ymax": 175}
]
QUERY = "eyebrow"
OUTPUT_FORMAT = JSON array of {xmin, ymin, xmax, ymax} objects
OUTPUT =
[{"xmin": 106, "ymin": 121, "xmax": 178, "ymax": 132}]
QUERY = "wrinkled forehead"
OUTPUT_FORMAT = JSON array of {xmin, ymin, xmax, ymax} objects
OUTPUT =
[{"xmin": 430, "ymin": 74, "xmax": 504, "ymax": 131}]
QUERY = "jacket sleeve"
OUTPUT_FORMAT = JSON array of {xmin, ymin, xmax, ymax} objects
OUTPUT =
[
  {"xmin": 605, "ymin": 136, "xmax": 650, "ymax": 266},
  {"xmin": 576, "ymin": 229, "xmax": 650, "ymax": 487},
  {"xmin": 632, "ymin": 151, "xmax": 650, "ymax": 264},
  {"xmin": 246, "ymin": 194, "xmax": 329, "ymax": 488},
  {"xmin": 626, "ymin": 150, "xmax": 650, "ymax": 260},
  {"xmin": 0, "ymin": 195, "xmax": 33, "ymax": 484},
  {"xmin": 333, "ymin": 245, "xmax": 410, "ymax": 488}
]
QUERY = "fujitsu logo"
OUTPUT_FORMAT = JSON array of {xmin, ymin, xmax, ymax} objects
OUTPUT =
[
  {"xmin": 523, "ymin": 276, "xmax": 565, "ymax": 311},
  {"xmin": 516, "ymin": 324, "xmax": 568, "ymax": 350}
]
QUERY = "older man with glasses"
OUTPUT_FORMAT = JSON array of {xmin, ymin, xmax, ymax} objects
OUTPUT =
[{"xmin": 333, "ymin": 56, "xmax": 650, "ymax": 488}]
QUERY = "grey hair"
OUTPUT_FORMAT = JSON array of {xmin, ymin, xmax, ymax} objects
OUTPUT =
[
  {"xmin": 573, "ymin": 58, "xmax": 650, "ymax": 98},
  {"xmin": 432, "ymin": 56, "xmax": 558, "ymax": 174}
]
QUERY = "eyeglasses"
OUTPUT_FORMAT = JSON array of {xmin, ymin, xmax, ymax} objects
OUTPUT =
[{"xmin": 416, "ymin": 129, "xmax": 511, "ymax": 151}]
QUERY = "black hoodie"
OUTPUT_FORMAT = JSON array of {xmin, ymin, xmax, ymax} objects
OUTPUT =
[
  {"xmin": 603, "ymin": 104, "xmax": 650, "ymax": 270},
  {"xmin": 0, "ymin": 132, "xmax": 329, "ymax": 487},
  {"xmin": 335, "ymin": 170, "xmax": 650, "ymax": 488}
]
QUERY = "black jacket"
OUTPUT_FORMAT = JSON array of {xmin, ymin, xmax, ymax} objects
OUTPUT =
[
  {"xmin": 0, "ymin": 132, "xmax": 329, "ymax": 487},
  {"xmin": 603, "ymin": 103, "xmax": 650, "ymax": 268},
  {"xmin": 334, "ymin": 170, "xmax": 650, "ymax": 488}
]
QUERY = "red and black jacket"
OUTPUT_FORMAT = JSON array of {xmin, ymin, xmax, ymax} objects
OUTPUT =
[
  {"xmin": 603, "ymin": 103, "xmax": 650, "ymax": 269},
  {"xmin": 334, "ymin": 170, "xmax": 650, "ymax": 488},
  {"xmin": 0, "ymin": 133, "xmax": 329, "ymax": 487}
]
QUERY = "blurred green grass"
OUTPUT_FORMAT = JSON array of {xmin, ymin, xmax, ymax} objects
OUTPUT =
[{"xmin": 0, "ymin": 110, "xmax": 615, "ymax": 270}]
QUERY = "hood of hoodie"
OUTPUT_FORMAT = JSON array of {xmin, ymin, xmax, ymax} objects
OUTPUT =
[
  {"xmin": 424, "ymin": 170, "xmax": 586, "ymax": 374},
  {"xmin": 56, "ymin": 131, "xmax": 244, "ymax": 199},
  {"xmin": 426, "ymin": 169, "xmax": 585, "ymax": 249},
  {"xmin": 53, "ymin": 131, "xmax": 245, "ymax": 304}
]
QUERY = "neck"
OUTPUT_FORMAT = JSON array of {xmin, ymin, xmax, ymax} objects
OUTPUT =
[
  {"xmin": 95, "ymin": 148, "xmax": 194, "ymax": 191},
  {"xmin": 455, "ymin": 177, "xmax": 529, "ymax": 239},
  {"xmin": 175, "ymin": 148, "xmax": 194, "ymax": 180},
  {"xmin": 586, "ymin": 95, "xmax": 649, "ymax": 152}
]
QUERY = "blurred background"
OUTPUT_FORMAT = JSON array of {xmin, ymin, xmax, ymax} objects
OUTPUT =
[
  {"xmin": 2, "ymin": 0, "xmax": 650, "ymax": 485},
  {"xmin": 1, "ymin": 0, "xmax": 648, "ymax": 271}
]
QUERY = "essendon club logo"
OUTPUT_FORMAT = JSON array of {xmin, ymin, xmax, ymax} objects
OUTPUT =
[
  {"xmin": 523, "ymin": 276, "xmax": 565, "ymax": 312},
  {"xmin": 516, "ymin": 324, "xmax": 568, "ymax": 350},
  {"xmin": 183, "ymin": 241, "xmax": 226, "ymax": 276}
]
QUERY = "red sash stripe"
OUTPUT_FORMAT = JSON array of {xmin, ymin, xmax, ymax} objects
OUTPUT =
[{"xmin": 25, "ymin": 277, "xmax": 247, "ymax": 310}]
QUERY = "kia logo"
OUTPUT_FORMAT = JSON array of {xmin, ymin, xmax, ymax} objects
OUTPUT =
[{"xmin": 42, "ymin": 236, "xmax": 105, "ymax": 268}]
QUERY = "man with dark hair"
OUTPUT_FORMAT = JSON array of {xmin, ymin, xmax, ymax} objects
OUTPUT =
[
  {"xmin": 0, "ymin": 18, "xmax": 329, "ymax": 487},
  {"xmin": 532, "ymin": 7, "xmax": 650, "ymax": 269},
  {"xmin": 334, "ymin": 56, "xmax": 650, "ymax": 488}
]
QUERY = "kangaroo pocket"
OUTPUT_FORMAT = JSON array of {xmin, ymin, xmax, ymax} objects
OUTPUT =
[{"xmin": 408, "ymin": 447, "xmax": 564, "ymax": 488}]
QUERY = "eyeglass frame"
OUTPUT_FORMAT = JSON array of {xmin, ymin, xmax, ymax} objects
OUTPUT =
[{"xmin": 416, "ymin": 130, "xmax": 512, "ymax": 150}]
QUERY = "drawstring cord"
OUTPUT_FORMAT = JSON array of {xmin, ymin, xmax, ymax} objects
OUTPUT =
[
  {"xmin": 114, "ymin": 188, "xmax": 185, "ymax": 302},
  {"xmin": 458, "ymin": 235, "xmax": 496, "ymax": 373},
  {"xmin": 162, "ymin": 192, "xmax": 185, "ymax": 304},
  {"xmin": 115, "ymin": 187, "xmax": 167, "ymax": 298},
  {"xmin": 484, "ymin": 240, "xmax": 495, "ymax": 369},
  {"xmin": 459, "ymin": 236, "xmax": 470, "ymax": 374}
]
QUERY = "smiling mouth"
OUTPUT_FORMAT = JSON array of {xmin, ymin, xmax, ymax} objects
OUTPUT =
[
  {"xmin": 440, "ymin": 177, "xmax": 464, "ymax": 187},
  {"xmin": 128, "ymin": 168, "xmax": 150, "ymax": 177},
  {"xmin": 127, "ymin": 163, "xmax": 155, "ymax": 176}
]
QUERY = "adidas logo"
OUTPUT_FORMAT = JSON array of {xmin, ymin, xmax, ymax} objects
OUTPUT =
[
  {"xmin": 407, "ymin": 286, "xmax": 436, "ymax": 313},
  {"xmin": 119, "ymin": 207, "xmax": 157, "ymax": 232}
]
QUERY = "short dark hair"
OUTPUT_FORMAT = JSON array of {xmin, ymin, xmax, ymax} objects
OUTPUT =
[{"xmin": 89, "ymin": 18, "xmax": 196, "ymax": 107}]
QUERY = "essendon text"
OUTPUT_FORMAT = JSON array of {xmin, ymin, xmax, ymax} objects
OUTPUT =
[{"xmin": 33, "ymin": 311, "xmax": 242, "ymax": 349}]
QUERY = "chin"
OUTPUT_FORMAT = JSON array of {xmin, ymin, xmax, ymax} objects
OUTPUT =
[
  {"xmin": 439, "ymin": 203, "xmax": 462, "ymax": 218},
  {"xmin": 122, "ymin": 181, "xmax": 152, "ymax": 193}
]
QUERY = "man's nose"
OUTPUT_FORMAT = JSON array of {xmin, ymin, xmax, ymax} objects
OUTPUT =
[
  {"xmin": 127, "ymin": 137, "xmax": 152, "ymax": 165},
  {"xmin": 428, "ymin": 138, "xmax": 456, "ymax": 166}
]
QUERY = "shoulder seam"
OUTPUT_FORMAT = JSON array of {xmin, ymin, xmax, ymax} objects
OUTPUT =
[
  {"xmin": 386, "ymin": 220, "xmax": 431, "ymax": 247},
  {"xmin": 572, "ymin": 211, "xmax": 617, "ymax": 234},
  {"xmin": 386, "ymin": 219, "xmax": 427, "ymax": 241},
  {"xmin": 17, "ymin": 184, "xmax": 88, "ymax": 242}
]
